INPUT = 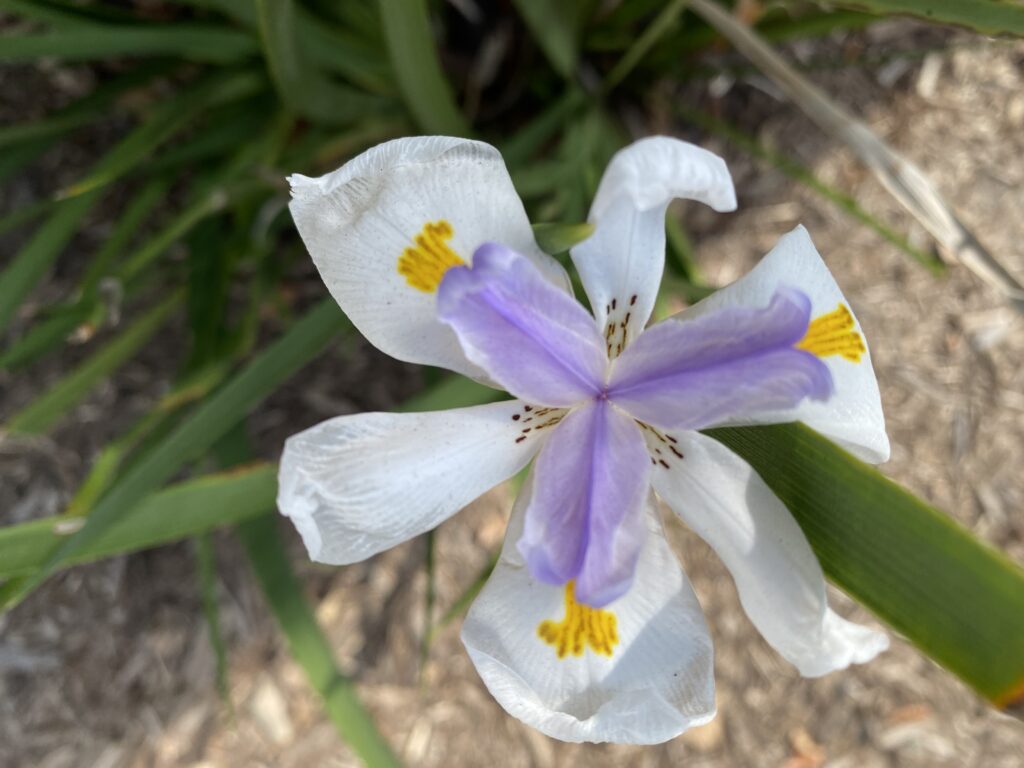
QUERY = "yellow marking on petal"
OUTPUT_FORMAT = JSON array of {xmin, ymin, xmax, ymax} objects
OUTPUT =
[
  {"xmin": 397, "ymin": 220, "xmax": 464, "ymax": 293},
  {"xmin": 796, "ymin": 303, "xmax": 866, "ymax": 363},
  {"xmin": 537, "ymin": 581, "xmax": 619, "ymax": 659}
]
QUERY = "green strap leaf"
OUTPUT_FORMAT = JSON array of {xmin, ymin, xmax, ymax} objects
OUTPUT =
[
  {"xmin": 4, "ymin": 290, "xmax": 183, "ymax": 435},
  {"xmin": 511, "ymin": 0, "xmax": 580, "ymax": 78},
  {"xmin": 79, "ymin": 176, "xmax": 170, "ymax": 295},
  {"xmin": 604, "ymin": 0, "xmax": 688, "ymax": 89},
  {"xmin": 707, "ymin": 422, "xmax": 1024, "ymax": 708},
  {"xmin": 60, "ymin": 70, "xmax": 265, "ymax": 200},
  {"xmin": 0, "ymin": 0, "xmax": 107, "ymax": 27},
  {"xmin": 0, "ymin": 464, "xmax": 277, "ymax": 579},
  {"xmin": 298, "ymin": 6, "xmax": 394, "ymax": 94},
  {"xmin": 5, "ymin": 298, "xmax": 348, "ymax": 608},
  {"xmin": 0, "ymin": 190, "xmax": 102, "ymax": 330},
  {"xmin": 377, "ymin": 0, "xmax": 469, "ymax": 135},
  {"xmin": 0, "ymin": 301, "xmax": 91, "ymax": 372},
  {"xmin": 0, "ymin": 26, "xmax": 259, "ymax": 64},
  {"xmin": 498, "ymin": 88, "xmax": 588, "ymax": 168},
  {"xmin": 238, "ymin": 515, "xmax": 403, "ymax": 768},
  {"xmin": 255, "ymin": 0, "xmax": 370, "ymax": 124},
  {"xmin": 815, "ymin": 0, "xmax": 1024, "ymax": 36}
]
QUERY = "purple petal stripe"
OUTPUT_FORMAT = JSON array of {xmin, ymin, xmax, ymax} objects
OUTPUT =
[
  {"xmin": 517, "ymin": 399, "xmax": 651, "ymax": 607},
  {"xmin": 608, "ymin": 287, "xmax": 833, "ymax": 431},
  {"xmin": 437, "ymin": 243, "xmax": 608, "ymax": 407}
]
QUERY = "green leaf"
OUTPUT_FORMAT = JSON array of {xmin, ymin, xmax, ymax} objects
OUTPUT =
[
  {"xmin": 0, "ymin": 464, "xmax": 277, "ymax": 579},
  {"xmin": 177, "ymin": 0, "xmax": 258, "ymax": 27},
  {"xmin": 512, "ymin": 159, "xmax": 575, "ymax": 199},
  {"xmin": 298, "ymin": 6, "xmax": 394, "ymax": 94},
  {"xmin": 664, "ymin": 214, "xmax": 700, "ymax": 283},
  {"xmin": 238, "ymin": 515, "xmax": 402, "ymax": 768},
  {"xmin": 0, "ymin": 177, "xmax": 169, "ymax": 373},
  {"xmin": 498, "ymin": 88, "xmax": 587, "ymax": 168},
  {"xmin": 0, "ymin": 301, "xmax": 91, "ymax": 372},
  {"xmin": 0, "ymin": 137, "xmax": 51, "ymax": 184},
  {"xmin": 148, "ymin": 96, "xmax": 275, "ymax": 172},
  {"xmin": 4, "ymin": 291, "xmax": 183, "ymax": 435},
  {"xmin": 79, "ymin": 176, "xmax": 170, "ymax": 295},
  {"xmin": 60, "ymin": 70, "xmax": 265, "ymax": 199},
  {"xmin": 0, "ymin": 190, "xmax": 102, "ymax": 331},
  {"xmin": 0, "ymin": 0, "xmax": 93, "ymax": 27},
  {"xmin": 61, "ymin": 363, "xmax": 233, "ymax": 520},
  {"xmin": 0, "ymin": 109, "xmax": 99, "ymax": 150},
  {"xmin": 397, "ymin": 374, "xmax": 503, "ymax": 414},
  {"xmin": 707, "ymin": 422, "xmax": 1024, "ymax": 708},
  {"xmin": 531, "ymin": 221, "xmax": 596, "ymax": 255},
  {"xmin": 117, "ymin": 179, "xmax": 252, "ymax": 283},
  {"xmin": 511, "ymin": 0, "xmax": 579, "ymax": 78},
  {"xmin": 0, "ymin": 61, "xmax": 178, "ymax": 173},
  {"xmin": 255, "ymin": 0, "xmax": 363, "ymax": 123},
  {"xmin": 605, "ymin": 0, "xmax": 688, "ymax": 89},
  {"xmin": 0, "ymin": 197, "xmax": 54, "ymax": 237},
  {"xmin": 4, "ymin": 299, "xmax": 348, "ymax": 609},
  {"xmin": 815, "ymin": 0, "xmax": 1024, "ymax": 36},
  {"xmin": 378, "ymin": 0, "xmax": 469, "ymax": 135},
  {"xmin": 0, "ymin": 26, "xmax": 259, "ymax": 64},
  {"xmin": 0, "ymin": 0, "xmax": 141, "ymax": 26}
]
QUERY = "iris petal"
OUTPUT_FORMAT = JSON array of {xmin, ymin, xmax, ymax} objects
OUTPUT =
[
  {"xmin": 608, "ymin": 287, "xmax": 833, "ymax": 431},
  {"xmin": 667, "ymin": 226, "xmax": 889, "ymax": 463},
  {"xmin": 571, "ymin": 137, "xmax": 737, "ymax": 353},
  {"xmin": 437, "ymin": 243, "xmax": 608, "ymax": 407},
  {"xmin": 288, "ymin": 137, "xmax": 570, "ymax": 380},
  {"xmin": 517, "ymin": 399, "xmax": 651, "ymax": 607},
  {"xmin": 278, "ymin": 401, "xmax": 543, "ymax": 565}
]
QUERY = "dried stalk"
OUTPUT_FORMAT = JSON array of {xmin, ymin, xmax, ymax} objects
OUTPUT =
[{"xmin": 689, "ymin": 0, "xmax": 1024, "ymax": 309}]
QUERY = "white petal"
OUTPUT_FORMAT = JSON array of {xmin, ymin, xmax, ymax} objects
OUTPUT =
[
  {"xmin": 570, "ymin": 137, "xmax": 736, "ymax": 354},
  {"xmin": 277, "ymin": 400, "xmax": 545, "ymax": 564},
  {"xmin": 289, "ymin": 137, "xmax": 570, "ymax": 379},
  {"xmin": 462, "ymin": 475, "xmax": 715, "ymax": 744},
  {"xmin": 651, "ymin": 431, "xmax": 889, "ymax": 678},
  {"xmin": 676, "ymin": 225, "xmax": 889, "ymax": 463}
]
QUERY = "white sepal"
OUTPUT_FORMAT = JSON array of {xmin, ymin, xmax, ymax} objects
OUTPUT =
[
  {"xmin": 462, "ymin": 474, "xmax": 715, "ymax": 744},
  {"xmin": 289, "ymin": 137, "xmax": 570, "ymax": 380},
  {"xmin": 278, "ymin": 400, "xmax": 543, "ymax": 564},
  {"xmin": 673, "ymin": 225, "xmax": 889, "ymax": 463},
  {"xmin": 651, "ymin": 431, "xmax": 889, "ymax": 677}
]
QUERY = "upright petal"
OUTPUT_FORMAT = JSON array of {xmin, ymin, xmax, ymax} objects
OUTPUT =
[
  {"xmin": 288, "ymin": 137, "xmax": 569, "ymax": 380},
  {"xmin": 517, "ymin": 399, "xmax": 651, "ymax": 606},
  {"xmin": 570, "ymin": 137, "xmax": 736, "ymax": 355},
  {"xmin": 278, "ymin": 400, "xmax": 545, "ymax": 564},
  {"xmin": 609, "ymin": 287, "xmax": 833, "ymax": 431},
  {"xmin": 437, "ymin": 243, "xmax": 608, "ymax": 407},
  {"xmin": 651, "ymin": 431, "xmax": 888, "ymax": 677},
  {"xmin": 675, "ymin": 225, "xmax": 889, "ymax": 462},
  {"xmin": 462, "ymin": 479, "xmax": 715, "ymax": 744}
]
